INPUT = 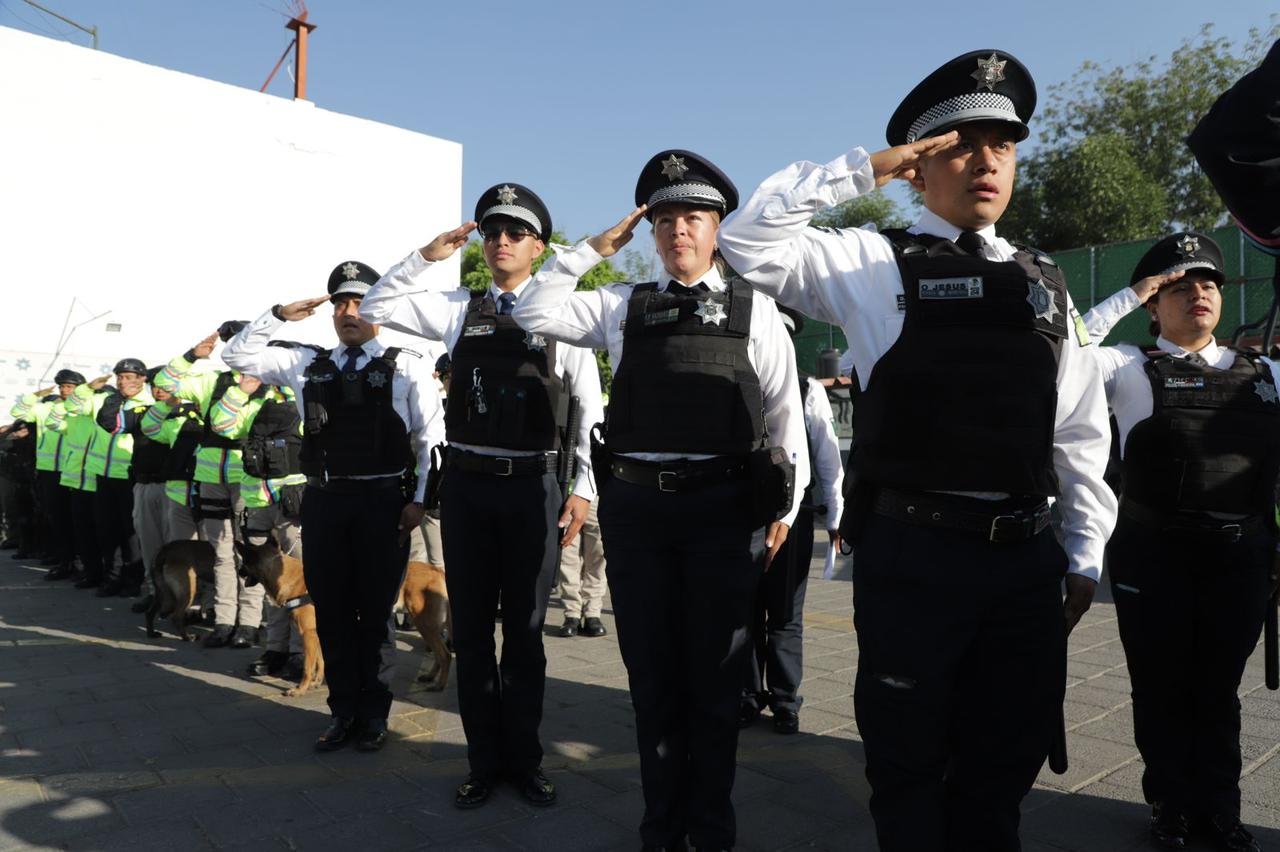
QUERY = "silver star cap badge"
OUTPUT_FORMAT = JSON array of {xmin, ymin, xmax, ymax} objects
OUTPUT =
[
  {"xmin": 1026, "ymin": 279, "xmax": 1060, "ymax": 324},
  {"xmin": 660, "ymin": 155, "xmax": 689, "ymax": 182},
  {"xmin": 694, "ymin": 298, "xmax": 727, "ymax": 326},
  {"xmin": 495, "ymin": 185, "xmax": 518, "ymax": 205},
  {"xmin": 342, "ymin": 262, "xmax": 361, "ymax": 280},
  {"xmin": 367, "ymin": 371, "xmax": 387, "ymax": 388},
  {"xmin": 1175, "ymin": 234, "xmax": 1200, "ymax": 257},
  {"xmin": 524, "ymin": 331, "xmax": 547, "ymax": 352},
  {"xmin": 972, "ymin": 53, "xmax": 1008, "ymax": 91},
  {"xmin": 1255, "ymin": 380, "xmax": 1279, "ymax": 404}
]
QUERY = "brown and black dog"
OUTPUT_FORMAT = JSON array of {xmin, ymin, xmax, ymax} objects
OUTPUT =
[
  {"xmin": 145, "ymin": 540, "xmax": 216, "ymax": 641},
  {"xmin": 234, "ymin": 533, "xmax": 324, "ymax": 697},
  {"xmin": 400, "ymin": 560, "xmax": 452, "ymax": 691}
]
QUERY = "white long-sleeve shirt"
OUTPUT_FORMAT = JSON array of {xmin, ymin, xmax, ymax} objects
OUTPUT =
[
  {"xmin": 716, "ymin": 145, "xmax": 1117, "ymax": 580},
  {"xmin": 220, "ymin": 314, "xmax": 445, "ymax": 503},
  {"xmin": 510, "ymin": 245, "xmax": 810, "ymax": 527},
  {"xmin": 1084, "ymin": 286, "xmax": 1280, "ymax": 456},
  {"xmin": 359, "ymin": 252, "xmax": 601, "ymax": 501},
  {"xmin": 803, "ymin": 377, "xmax": 844, "ymax": 528}
]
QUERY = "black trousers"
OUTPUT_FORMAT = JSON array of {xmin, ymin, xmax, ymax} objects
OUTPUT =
[
  {"xmin": 599, "ymin": 476, "xmax": 759, "ymax": 851},
  {"xmin": 852, "ymin": 512, "xmax": 1067, "ymax": 852},
  {"xmin": 440, "ymin": 467, "xmax": 559, "ymax": 778},
  {"xmin": 93, "ymin": 476, "xmax": 139, "ymax": 583},
  {"xmin": 68, "ymin": 487, "xmax": 102, "ymax": 579},
  {"xmin": 744, "ymin": 508, "xmax": 815, "ymax": 715},
  {"xmin": 1107, "ymin": 516, "xmax": 1273, "ymax": 819},
  {"xmin": 34, "ymin": 471, "xmax": 64, "ymax": 560},
  {"xmin": 300, "ymin": 483, "xmax": 408, "ymax": 721}
]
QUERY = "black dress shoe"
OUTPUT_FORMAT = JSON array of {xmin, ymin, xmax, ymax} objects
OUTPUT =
[
  {"xmin": 737, "ymin": 705, "xmax": 760, "ymax": 729},
  {"xmin": 247, "ymin": 649, "xmax": 289, "ymax": 676},
  {"xmin": 203, "ymin": 624, "xmax": 235, "ymax": 648},
  {"xmin": 455, "ymin": 775, "xmax": 493, "ymax": 809},
  {"xmin": 229, "ymin": 625, "xmax": 257, "ymax": 649},
  {"xmin": 772, "ymin": 708, "xmax": 799, "ymax": 735},
  {"xmin": 45, "ymin": 564, "xmax": 73, "ymax": 581},
  {"xmin": 315, "ymin": 716, "xmax": 359, "ymax": 752},
  {"xmin": 558, "ymin": 617, "xmax": 579, "ymax": 637},
  {"xmin": 515, "ymin": 768, "xmax": 556, "ymax": 806},
  {"xmin": 130, "ymin": 594, "xmax": 155, "ymax": 614},
  {"xmin": 581, "ymin": 616, "xmax": 607, "ymax": 637},
  {"xmin": 1202, "ymin": 814, "xmax": 1260, "ymax": 852},
  {"xmin": 355, "ymin": 719, "xmax": 388, "ymax": 752},
  {"xmin": 1149, "ymin": 802, "xmax": 1190, "ymax": 849},
  {"xmin": 96, "ymin": 579, "xmax": 124, "ymax": 597},
  {"xmin": 74, "ymin": 574, "xmax": 102, "ymax": 589}
]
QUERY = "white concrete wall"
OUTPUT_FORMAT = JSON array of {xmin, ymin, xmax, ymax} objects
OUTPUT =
[{"xmin": 0, "ymin": 26, "xmax": 458, "ymax": 407}]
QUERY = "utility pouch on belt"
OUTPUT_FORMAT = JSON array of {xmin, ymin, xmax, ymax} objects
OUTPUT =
[
  {"xmin": 424, "ymin": 444, "xmax": 446, "ymax": 511},
  {"xmin": 279, "ymin": 483, "xmax": 305, "ymax": 520},
  {"xmin": 747, "ymin": 446, "xmax": 795, "ymax": 529},
  {"xmin": 589, "ymin": 423, "xmax": 611, "ymax": 490}
]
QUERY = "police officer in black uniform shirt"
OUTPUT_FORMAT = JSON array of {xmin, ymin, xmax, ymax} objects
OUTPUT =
[
  {"xmin": 716, "ymin": 52, "xmax": 1117, "ymax": 852},
  {"xmin": 359, "ymin": 185, "xmax": 602, "ymax": 810},
  {"xmin": 513, "ymin": 151, "xmax": 808, "ymax": 852},
  {"xmin": 1084, "ymin": 234, "xmax": 1275, "ymax": 852},
  {"xmin": 222, "ymin": 261, "xmax": 444, "ymax": 753}
]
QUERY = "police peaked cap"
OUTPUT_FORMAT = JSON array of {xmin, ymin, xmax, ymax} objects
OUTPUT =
[
  {"xmin": 474, "ymin": 183, "xmax": 552, "ymax": 242},
  {"xmin": 217, "ymin": 320, "xmax": 248, "ymax": 342},
  {"xmin": 887, "ymin": 49, "xmax": 1036, "ymax": 146},
  {"xmin": 53, "ymin": 369, "xmax": 86, "ymax": 386},
  {"xmin": 1131, "ymin": 232, "xmax": 1226, "ymax": 287},
  {"xmin": 434, "ymin": 352, "xmax": 451, "ymax": 375},
  {"xmin": 328, "ymin": 260, "xmax": 382, "ymax": 301},
  {"xmin": 1187, "ymin": 39, "xmax": 1280, "ymax": 254},
  {"xmin": 635, "ymin": 150, "xmax": 738, "ymax": 220},
  {"xmin": 113, "ymin": 358, "xmax": 147, "ymax": 375}
]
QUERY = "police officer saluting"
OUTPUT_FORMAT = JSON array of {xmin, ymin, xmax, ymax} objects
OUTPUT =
[
  {"xmin": 513, "ymin": 151, "xmax": 808, "ymax": 852},
  {"xmin": 222, "ymin": 261, "xmax": 444, "ymax": 752},
  {"xmin": 716, "ymin": 52, "xmax": 1117, "ymax": 852},
  {"xmin": 1084, "ymin": 234, "xmax": 1272, "ymax": 852},
  {"xmin": 359, "ymin": 184, "xmax": 601, "ymax": 809}
]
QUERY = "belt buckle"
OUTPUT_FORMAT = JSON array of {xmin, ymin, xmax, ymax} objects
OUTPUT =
[
  {"xmin": 989, "ymin": 514, "xmax": 1017, "ymax": 543},
  {"xmin": 658, "ymin": 470, "xmax": 678, "ymax": 493},
  {"xmin": 495, "ymin": 457, "xmax": 513, "ymax": 477}
]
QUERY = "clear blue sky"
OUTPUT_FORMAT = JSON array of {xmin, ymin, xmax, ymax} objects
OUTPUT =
[{"xmin": 2, "ymin": 0, "xmax": 1275, "ymax": 242}]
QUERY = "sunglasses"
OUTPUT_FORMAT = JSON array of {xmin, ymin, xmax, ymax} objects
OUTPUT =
[{"xmin": 481, "ymin": 223, "xmax": 537, "ymax": 242}]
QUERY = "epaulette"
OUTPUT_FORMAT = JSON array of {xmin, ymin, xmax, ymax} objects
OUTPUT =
[{"xmin": 1015, "ymin": 244, "xmax": 1059, "ymax": 267}]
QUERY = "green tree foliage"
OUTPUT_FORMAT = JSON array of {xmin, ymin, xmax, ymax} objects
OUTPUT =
[
  {"xmin": 1003, "ymin": 20, "xmax": 1279, "ymax": 251},
  {"xmin": 812, "ymin": 189, "xmax": 910, "ymax": 231}
]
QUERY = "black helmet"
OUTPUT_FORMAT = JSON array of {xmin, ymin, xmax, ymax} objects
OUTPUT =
[
  {"xmin": 113, "ymin": 358, "xmax": 147, "ymax": 376},
  {"xmin": 53, "ymin": 369, "xmax": 86, "ymax": 386}
]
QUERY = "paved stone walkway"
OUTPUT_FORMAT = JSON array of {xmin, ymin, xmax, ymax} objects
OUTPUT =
[{"xmin": 0, "ymin": 537, "xmax": 1276, "ymax": 851}]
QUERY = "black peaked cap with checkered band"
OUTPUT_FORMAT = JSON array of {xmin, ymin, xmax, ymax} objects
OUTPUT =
[
  {"xmin": 474, "ymin": 183, "xmax": 552, "ymax": 242},
  {"xmin": 327, "ymin": 260, "xmax": 382, "ymax": 301},
  {"xmin": 1130, "ymin": 232, "xmax": 1226, "ymax": 287},
  {"xmin": 886, "ymin": 50, "xmax": 1036, "ymax": 147},
  {"xmin": 635, "ymin": 150, "xmax": 738, "ymax": 221}
]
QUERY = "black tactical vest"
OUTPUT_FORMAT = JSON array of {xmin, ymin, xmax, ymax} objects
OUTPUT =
[
  {"xmin": 300, "ymin": 347, "xmax": 413, "ymax": 478},
  {"xmin": 606, "ymin": 279, "xmax": 767, "ymax": 455},
  {"xmin": 1123, "ymin": 348, "xmax": 1280, "ymax": 514},
  {"xmin": 160, "ymin": 403, "xmax": 203, "ymax": 482},
  {"xmin": 851, "ymin": 230, "xmax": 1068, "ymax": 495},
  {"xmin": 445, "ymin": 293, "xmax": 565, "ymax": 450},
  {"xmin": 130, "ymin": 422, "xmax": 170, "ymax": 484},
  {"xmin": 241, "ymin": 395, "xmax": 303, "ymax": 480}
]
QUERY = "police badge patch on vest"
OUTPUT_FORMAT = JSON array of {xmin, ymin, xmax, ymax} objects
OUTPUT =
[{"xmin": 919, "ymin": 277, "xmax": 983, "ymax": 299}]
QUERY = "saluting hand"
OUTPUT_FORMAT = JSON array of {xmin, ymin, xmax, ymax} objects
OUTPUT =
[
  {"xmin": 88, "ymin": 374, "xmax": 112, "ymax": 390},
  {"xmin": 192, "ymin": 332, "xmax": 219, "ymax": 359},
  {"xmin": 558, "ymin": 494, "xmax": 590, "ymax": 548},
  {"xmin": 587, "ymin": 206, "xmax": 647, "ymax": 258},
  {"xmin": 279, "ymin": 296, "xmax": 330, "ymax": 322},
  {"xmin": 763, "ymin": 521, "xmax": 791, "ymax": 571},
  {"xmin": 1063, "ymin": 574, "xmax": 1096, "ymax": 635},
  {"xmin": 868, "ymin": 131, "xmax": 960, "ymax": 188},
  {"xmin": 1130, "ymin": 269, "xmax": 1185, "ymax": 304},
  {"xmin": 419, "ymin": 222, "xmax": 477, "ymax": 262},
  {"xmin": 33, "ymin": 386, "xmax": 56, "ymax": 398}
]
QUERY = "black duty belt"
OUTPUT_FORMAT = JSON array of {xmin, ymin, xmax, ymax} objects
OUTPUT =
[
  {"xmin": 1120, "ymin": 499, "xmax": 1265, "ymax": 543},
  {"xmin": 610, "ymin": 455, "xmax": 748, "ymax": 493},
  {"xmin": 305, "ymin": 475, "xmax": 401, "ymax": 493},
  {"xmin": 446, "ymin": 449, "xmax": 558, "ymax": 477},
  {"xmin": 872, "ymin": 488, "xmax": 1051, "ymax": 543}
]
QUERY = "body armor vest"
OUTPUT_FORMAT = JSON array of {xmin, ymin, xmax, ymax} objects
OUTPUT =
[
  {"xmin": 851, "ymin": 230, "xmax": 1068, "ymax": 495},
  {"xmin": 1123, "ymin": 349, "xmax": 1280, "ymax": 514},
  {"xmin": 199, "ymin": 372, "xmax": 262, "ymax": 450},
  {"xmin": 445, "ymin": 293, "xmax": 565, "ymax": 450},
  {"xmin": 130, "ymin": 425, "xmax": 170, "ymax": 484},
  {"xmin": 300, "ymin": 348, "xmax": 412, "ymax": 478},
  {"xmin": 606, "ymin": 278, "xmax": 767, "ymax": 455},
  {"xmin": 160, "ymin": 404, "xmax": 203, "ymax": 481},
  {"xmin": 241, "ymin": 396, "xmax": 303, "ymax": 480}
]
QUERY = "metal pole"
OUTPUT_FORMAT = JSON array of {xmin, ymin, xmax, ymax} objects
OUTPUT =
[
  {"xmin": 1089, "ymin": 246, "xmax": 1097, "ymax": 307},
  {"xmin": 20, "ymin": 0, "xmax": 96, "ymax": 47},
  {"xmin": 1241, "ymin": 228, "xmax": 1248, "ymax": 328}
]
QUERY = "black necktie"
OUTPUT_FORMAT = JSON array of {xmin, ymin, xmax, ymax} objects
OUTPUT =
[
  {"xmin": 341, "ymin": 345, "xmax": 363, "ymax": 374},
  {"xmin": 955, "ymin": 231, "xmax": 986, "ymax": 257},
  {"xmin": 497, "ymin": 292, "xmax": 516, "ymax": 315},
  {"xmin": 1184, "ymin": 352, "xmax": 1209, "ymax": 367},
  {"xmin": 666, "ymin": 281, "xmax": 710, "ymax": 297}
]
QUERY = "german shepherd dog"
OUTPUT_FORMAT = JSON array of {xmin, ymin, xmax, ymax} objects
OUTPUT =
[
  {"xmin": 233, "ymin": 533, "xmax": 324, "ymax": 697},
  {"xmin": 400, "ymin": 560, "xmax": 452, "ymax": 691},
  {"xmin": 145, "ymin": 540, "xmax": 216, "ymax": 641}
]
